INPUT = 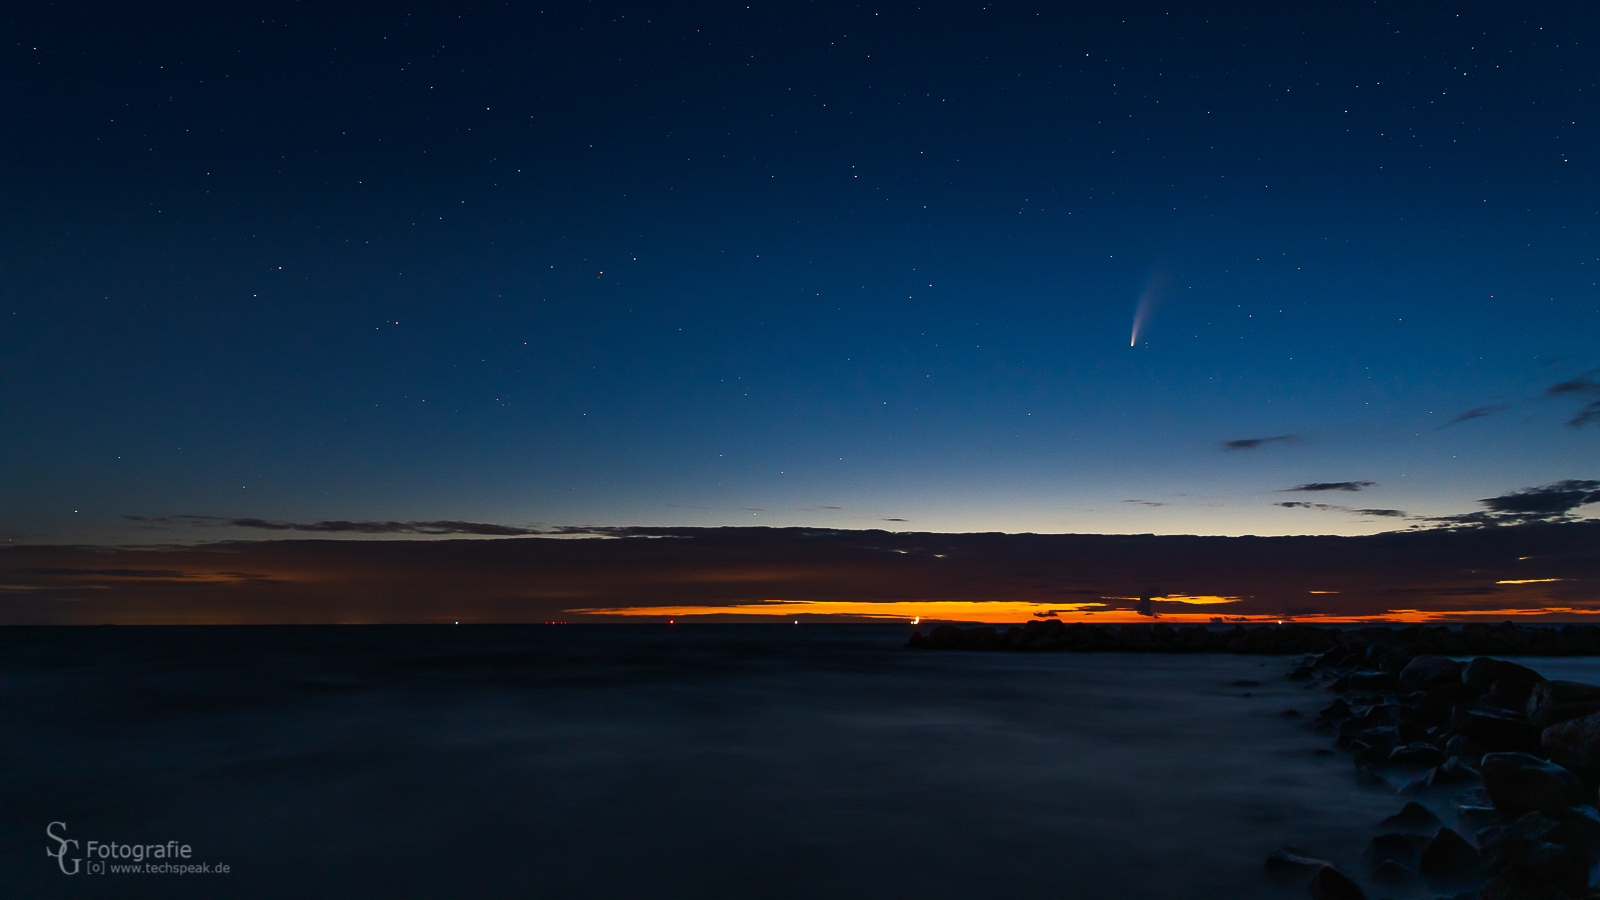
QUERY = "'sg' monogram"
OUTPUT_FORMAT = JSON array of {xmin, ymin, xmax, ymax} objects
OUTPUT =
[{"xmin": 46, "ymin": 821, "xmax": 80, "ymax": 874}]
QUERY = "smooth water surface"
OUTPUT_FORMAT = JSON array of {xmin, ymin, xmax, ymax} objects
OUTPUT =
[{"xmin": 1, "ymin": 625, "xmax": 1483, "ymax": 898}]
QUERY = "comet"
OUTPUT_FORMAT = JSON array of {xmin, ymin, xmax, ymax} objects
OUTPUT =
[{"xmin": 1129, "ymin": 267, "xmax": 1169, "ymax": 347}]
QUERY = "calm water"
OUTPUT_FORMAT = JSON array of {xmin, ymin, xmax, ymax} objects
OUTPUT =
[{"xmin": 7, "ymin": 625, "xmax": 1581, "ymax": 899}]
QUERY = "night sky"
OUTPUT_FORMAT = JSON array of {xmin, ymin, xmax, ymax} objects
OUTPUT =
[{"xmin": 4, "ymin": 2, "xmax": 1598, "ymax": 558}]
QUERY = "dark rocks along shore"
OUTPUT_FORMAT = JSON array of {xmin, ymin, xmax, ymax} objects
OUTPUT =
[
  {"xmin": 1292, "ymin": 650, "xmax": 1600, "ymax": 898},
  {"xmin": 906, "ymin": 620, "xmax": 1600, "ymax": 658},
  {"xmin": 908, "ymin": 620, "xmax": 1600, "ymax": 897}
]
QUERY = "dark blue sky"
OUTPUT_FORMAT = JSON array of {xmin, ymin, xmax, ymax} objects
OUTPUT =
[{"xmin": 4, "ymin": 1, "xmax": 1597, "ymax": 543}]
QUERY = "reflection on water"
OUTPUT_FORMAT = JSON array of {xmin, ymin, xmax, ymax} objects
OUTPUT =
[{"xmin": 1, "ymin": 625, "xmax": 1460, "ymax": 898}]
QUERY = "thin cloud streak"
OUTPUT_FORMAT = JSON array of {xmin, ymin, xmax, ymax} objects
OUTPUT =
[
  {"xmin": 1221, "ymin": 434, "xmax": 1297, "ymax": 451},
  {"xmin": 1281, "ymin": 482, "xmax": 1376, "ymax": 493}
]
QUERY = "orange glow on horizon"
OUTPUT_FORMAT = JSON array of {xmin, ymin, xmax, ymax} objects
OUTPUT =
[{"xmin": 569, "ymin": 600, "xmax": 1600, "ymax": 625}]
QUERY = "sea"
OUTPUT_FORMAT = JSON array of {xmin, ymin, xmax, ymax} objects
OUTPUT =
[{"xmin": 7, "ymin": 624, "xmax": 1598, "ymax": 899}]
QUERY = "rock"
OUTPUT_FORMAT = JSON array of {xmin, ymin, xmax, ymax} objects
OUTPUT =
[
  {"xmin": 961, "ymin": 626, "xmax": 1002, "ymax": 650},
  {"xmin": 1477, "ymin": 866, "xmax": 1574, "ymax": 900},
  {"xmin": 1319, "ymin": 698, "xmax": 1353, "ymax": 721},
  {"xmin": 1309, "ymin": 865, "xmax": 1367, "ymax": 900},
  {"xmin": 1366, "ymin": 860, "xmax": 1418, "ymax": 889},
  {"xmin": 1289, "ymin": 666, "xmax": 1314, "ymax": 681},
  {"xmin": 1117, "ymin": 623, "xmax": 1155, "ymax": 651},
  {"xmin": 1522, "ymin": 841, "xmax": 1593, "ymax": 897},
  {"xmin": 1358, "ymin": 725, "xmax": 1400, "ymax": 752},
  {"xmin": 1363, "ymin": 832, "xmax": 1423, "ymax": 869},
  {"xmin": 1541, "ymin": 709, "xmax": 1600, "ymax": 777},
  {"xmin": 1353, "ymin": 740, "xmax": 1390, "ymax": 766},
  {"xmin": 1231, "ymin": 679, "xmax": 1261, "ymax": 687},
  {"xmin": 1379, "ymin": 801, "xmax": 1443, "ymax": 833},
  {"xmin": 1347, "ymin": 671, "xmax": 1397, "ymax": 692},
  {"xmin": 1399, "ymin": 655, "xmax": 1465, "ymax": 691},
  {"xmin": 926, "ymin": 624, "xmax": 963, "ymax": 649},
  {"xmin": 1428, "ymin": 756, "xmax": 1482, "ymax": 786},
  {"xmin": 1490, "ymin": 677, "xmax": 1539, "ymax": 710},
  {"xmin": 1462, "ymin": 657, "xmax": 1545, "ymax": 692},
  {"xmin": 1548, "ymin": 803, "xmax": 1600, "ymax": 848},
  {"xmin": 1356, "ymin": 765, "xmax": 1390, "ymax": 787},
  {"xmin": 1397, "ymin": 773, "xmax": 1432, "ymax": 796},
  {"xmin": 1481, "ymin": 752, "xmax": 1587, "ymax": 815},
  {"xmin": 1417, "ymin": 827, "xmax": 1485, "ymax": 891},
  {"xmin": 1280, "ymin": 709, "xmax": 1302, "ymax": 718},
  {"xmin": 1264, "ymin": 847, "xmax": 1332, "ymax": 879},
  {"xmin": 1445, "ymin": 733, "xmax": 1489, "ymax": 766},
  {"xmin": 1390, "ymin": 742, "xmax": 1447, "ymax": 767},
  {"xmin": 1451, "ymin": 708, "xmax": 1543, "ymax": 755},
  {"xmin": 905, "ymin": 631, "xmax": 927, "ymax": 648},
  {"xmin": 1527, "ymin": 679, "xmax": 1600, "ymax": 729},
  {"xmin": 1456, "ymin": 804, "xmax": 1499, "ymax": 833},
  {"xmin": 1476, "ymin": 811, "xmax": 1562, "ymax": 868},
  {"xmin": 1316, "ymin": 645, "xmax": 1356, "ymax": 668}
]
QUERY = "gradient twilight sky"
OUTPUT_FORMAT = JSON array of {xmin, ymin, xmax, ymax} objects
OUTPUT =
[{"xmin": 3, "ymin": 1, "xmax": 1597, "ymax": 545}]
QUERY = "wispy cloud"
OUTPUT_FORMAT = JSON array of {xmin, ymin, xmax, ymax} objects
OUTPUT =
[
  {"xmin": 1281, "ymin": 482, "xmax": 1375, "ymax": 493},
  {"xmin": 1221, "ymin": 434, "xmax": 1296, "ymax": 451},
  {"xmin": 129, "ymin": 516, "xmax": 542, "ymax": 536},
  {"xmin": 1424, "ymin": 478, "xmax": 1600, "ymax": 527},
  {"xmin": 1442, "ymin": 404, "xmax": 1511, "ymax": 427},
  {"xmin": 1275, "ymin": 502, "xmax": 1407, "ymax": 518},
  {"xmin": 1548, "ymin": 372, "xmax": 1600, "ymax": 427},
  {"xmin": 1122, "ymin": 500, "xmax": 1167, "ymax": 507}
]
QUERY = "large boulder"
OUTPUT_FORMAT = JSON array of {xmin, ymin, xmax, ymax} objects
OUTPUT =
[
  {"xmin": 1463, "ymin": 657, "xmax": 1545, "ymax": 692},
  {"xmin": 1481, "ymin": 752, "xmax": 1588, "ymax": 815},
  {"xmin": 1489, "ymin": 677, "xmax": 1541, "ymax": 712},
  {"xmin": 1452, "ymin": 708, "xmax": 1543, "ymax": 755},
  {"xmin": 1399, "ymin": 655, "xmax": 1464, "ymax": 691},
  {"xmin": 1362, "ymin": 833, "xmax": 1422, "ymax": 870},
  {"xmin": 1477, "ymin": 866, "xmax": 1575, "ymax": 900},
  {"xmin": 1378, "ymin": 801, "xmax": 1442, "ymax": 833},
  {"xmin": 1346, "ymin": 671, "xmax": 1397, "ymax": 692},
  {"xmin": 1542, "ymin": 710, "xmax": 1600, "ymax": 777},
  {"xmin": 1309, "ymin": 865, "xmax": 1366, "ymax": 900},
  {"xmin": 1445, "ymin": 732, "xmax": 1489, "ymax": 766},
  {"xmin": 960, "ymin": 626, "xmax": 1002, "ymax": 650},
  {"xmin": 1389, "ymin": 743, "xmax": 1446, "ymax": 768},
  {"xmin": 1117, "ymin": 623, "xmax": 1155, "ymax": 651},
  {"xmin": 1417, "ymin": 827, "xmax": 1484, "ymax": 891},
  {"xmin": 1526, "ymin": 680, "xmax": 1600, "ymax": 729}
]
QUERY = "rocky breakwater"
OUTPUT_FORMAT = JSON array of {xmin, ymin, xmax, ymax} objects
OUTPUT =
[
  {"xmin": 907, "ymin": 620, "xmax": 1600, "ymax": 658},
  {"xmin": 1275, "ymin": 651, "xmax": 1600, "ymax": 899}
]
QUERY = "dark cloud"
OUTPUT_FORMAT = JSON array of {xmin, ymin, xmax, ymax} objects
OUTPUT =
[
  {"xmin": 19, "ymin": 568, "xmax": 191, "ymax": 578},
  {"xmin": 1221, "ymin": 434, "xmax": 1296, "ymax": 451},
  {"xmin": 7, "ymin": 520, "xmax": 1597, "ymax": 624},
  {"xmin": 882, "ymin": 518, "xmax": 907, "ymax": 522},
  {"xmin": 1548, "ymin": 372, "xmax": 1600, "ymax": 428},
  {"xmin": 134, "ymin": 516, "xmax": 543, "ymax": 536},
  {"xmin": 1443, "ymin": 405, "xmax": 1511, "ymax": 427},
  {"xmin": 1275, "ymin": 503, "xmax": 1407, "ymax": 518},
  {"xmin": 1482, "ymin": 480, "xmax": 1600, "ymax": 516},
  {"xmin": 1281, "ymin": 482, "xmax": 1376, "ymax": 493},
  {"xmin": 1425, "ymin": 479, "xmax": 1600, "ymax": 527}
]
